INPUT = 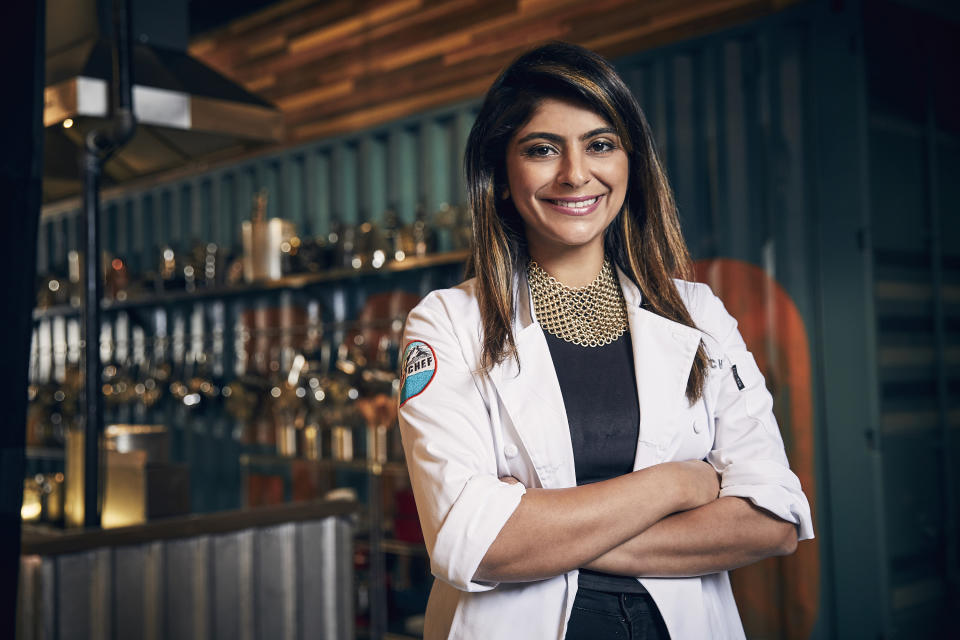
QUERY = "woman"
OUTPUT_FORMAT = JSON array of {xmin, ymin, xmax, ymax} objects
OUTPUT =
[{"xmin": 398, "ymin": 42, "xmax": 813, "ymax": 639}]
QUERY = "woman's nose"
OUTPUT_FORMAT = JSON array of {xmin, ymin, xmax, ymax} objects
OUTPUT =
[{"xmin": 557, "ymin": 152, "xmax": 590, "ymax": 188}]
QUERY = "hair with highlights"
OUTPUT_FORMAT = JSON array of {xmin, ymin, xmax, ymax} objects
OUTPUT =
[{"xmin": 464, "ymin": 41, "xmax": 707, "ymax": 403}]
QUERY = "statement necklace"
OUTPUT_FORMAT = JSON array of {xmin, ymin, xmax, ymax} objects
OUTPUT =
[{"xmin": 527, "ymin": 257, "xmax": 628, "ymax": 347}]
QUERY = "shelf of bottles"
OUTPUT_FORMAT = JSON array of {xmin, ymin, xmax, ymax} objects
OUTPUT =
[{"xmin": 27, "ymin": 192, "xmax": 476, "ymax": 638}]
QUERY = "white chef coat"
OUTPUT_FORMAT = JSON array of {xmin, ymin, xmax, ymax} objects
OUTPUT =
[{"xmin": 398, "ymin": 267, "xmax": 815, "ymax": 640}]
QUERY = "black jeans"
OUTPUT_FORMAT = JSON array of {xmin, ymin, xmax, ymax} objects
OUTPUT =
[{"xmin": 564, "ymin": 587, "xmax": 671, "ymax": 640}]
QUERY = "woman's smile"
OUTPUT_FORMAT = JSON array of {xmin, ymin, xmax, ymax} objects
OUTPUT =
[{"xmin": 542, "ymin": 194, "xmax": 604, "ymax": 215}]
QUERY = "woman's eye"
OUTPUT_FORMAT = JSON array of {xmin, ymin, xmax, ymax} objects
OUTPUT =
[
  {"xmin": 589, "ymin": 140, "xmax": 616, "ymax": 153},
  {"xmin": 525, "ymin": 144, "xmax": 557, "ymax": 157}
]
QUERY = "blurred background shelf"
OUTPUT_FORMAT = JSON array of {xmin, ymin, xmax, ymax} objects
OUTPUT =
[
  {"xmin": 356, "ymin": 537, "xmax": 428, "ymax": 558},
  {"xmin": 101, "ymin": 249, "xmax": 470, "ymax": 311},
  {"xmin": 32, "ymin": 249, "xmax": 470, "ymax": 319},
  {"xmin": 25, "ymin": 447, "xmax": 66, "ymax": 460}
]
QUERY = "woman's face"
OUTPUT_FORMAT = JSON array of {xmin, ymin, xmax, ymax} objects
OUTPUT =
[{"xmin": 504, "ymin": 97, "xmax": 629, "ymax": 265}]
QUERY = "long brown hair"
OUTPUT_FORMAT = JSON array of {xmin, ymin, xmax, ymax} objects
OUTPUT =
[{"xmin": 464, "ymin": 42, "xmax": 707, "ymax": 403}]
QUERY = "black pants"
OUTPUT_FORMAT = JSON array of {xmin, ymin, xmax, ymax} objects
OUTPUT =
[{"xmin": 564, "ymin": 587, "xmax": 671, "ymax": 640}]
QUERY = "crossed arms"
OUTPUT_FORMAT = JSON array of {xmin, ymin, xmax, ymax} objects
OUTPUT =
[{"xmin": 475, "ymin": 465, "xmax": 797, "ymax": 583}]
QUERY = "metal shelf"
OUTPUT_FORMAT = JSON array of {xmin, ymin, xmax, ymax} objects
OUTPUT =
[
  {"xmin": 238, "ymin": 454, "xmax": 408, "ymax": 477},
  {"xmin": 31, "ymin": 250, "xmax": 469, "ymax": 320},
  {"xmin": 32, "ymin": 303, "xmax": 80, "ymax": 320},
  {"xmin": 25, "ymin": 446, "xmax": 66, "ymax": 460},
  {"xmin": 356, "ymin": 537, "xmax": 428, "ymax": 558},
  {"xmin": 103, "ymin": 249, "xmax": 469, "ymax": 310},
  {"xmin": 358, "ymin": 630, "xmax": 422, "ymax": 640},
  {"xmin": 381, "ymin": 538, "xmax": 428, "ymax": 558}
]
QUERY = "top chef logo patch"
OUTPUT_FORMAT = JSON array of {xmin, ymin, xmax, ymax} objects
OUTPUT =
[{"xmin": 400, "ymin": 340, "xmax": 437, "ymax": 406}]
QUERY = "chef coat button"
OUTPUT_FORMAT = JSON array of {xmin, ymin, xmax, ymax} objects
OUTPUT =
[
  {"xmin": 693, "ymin": 418, "xmax": 703, "ymax": 434},
  {"xmin": 504, "ymin": 443, "xmax": 519, "ymax": 458}
]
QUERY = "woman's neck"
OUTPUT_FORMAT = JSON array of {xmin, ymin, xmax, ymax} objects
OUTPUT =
[{"xmin": 528, "ymin": 244, "xmax": 606, "ymax": 287}]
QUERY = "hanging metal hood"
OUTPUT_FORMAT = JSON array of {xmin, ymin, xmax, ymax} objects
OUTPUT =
[{"xmin": 44, "ymin": 0, "xmax": 283, "ymax": 202}]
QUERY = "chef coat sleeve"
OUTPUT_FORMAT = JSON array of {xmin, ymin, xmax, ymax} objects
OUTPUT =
[
  {"xmin": 397, "ymin": 291, "xmax": 527, "ymax": 592},
  {"xmin": 698, "ymin": 286, "xmax": 815, "ymax": 541}
]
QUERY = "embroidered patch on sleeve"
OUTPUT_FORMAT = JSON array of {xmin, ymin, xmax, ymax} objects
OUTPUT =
[{"xmin": 399, "ymin": 340, "xmax": 437, "ymax": 407}]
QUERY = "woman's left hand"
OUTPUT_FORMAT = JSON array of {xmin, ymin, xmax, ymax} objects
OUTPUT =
[{"xmin": 500, "ymin": 476, "xmax": 523, "ymax": 486}]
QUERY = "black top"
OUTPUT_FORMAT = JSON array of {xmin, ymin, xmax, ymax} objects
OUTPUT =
[{"xmin": 543, "ymin": 330, "xmax": 648, "ymax": 594}]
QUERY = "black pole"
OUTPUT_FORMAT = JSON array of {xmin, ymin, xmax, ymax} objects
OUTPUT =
[
  {"xmin": 80, "ymin": 0, "xmax": 137, "ymax": 528},
  {"xmin": 111, "ymin": 0, "xmax": 134, "ymax": 117},
  {"xmin": 81, "ymin": 152, "xmax": 105, "ymax": 528},
  {"xmin": 0, "ymin": 0, "xmax": 44, "ymax": 633}
]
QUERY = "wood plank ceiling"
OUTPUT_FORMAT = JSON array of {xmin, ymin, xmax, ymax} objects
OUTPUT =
[{"xmin": 190, "ymin": 0, "xmax": 798, "ymax": 144}]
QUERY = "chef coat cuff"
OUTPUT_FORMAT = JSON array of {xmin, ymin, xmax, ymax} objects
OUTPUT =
[
  {"xmin": 718, "ymin": 460, "xmax": 815, "ymax": 541},
  {"xmin": 430, "ymin": 474, "xmax": 527, "ymax": 592}
]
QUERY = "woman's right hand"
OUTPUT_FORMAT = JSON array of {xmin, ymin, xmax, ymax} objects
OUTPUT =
[{"xmin": 664, "ymin": 460, "xmax": 720, "ymax": 511}]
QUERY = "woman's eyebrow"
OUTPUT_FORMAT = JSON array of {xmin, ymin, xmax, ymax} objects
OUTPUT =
[
  {"xmin": 515, "ymin": 127, "xmax": 618, "ymax": 145},
  {"xmin": 515, "ymin": 131, "xmax": 563, "ymax": 145},
  {"xmin": 580, "ymin": 127, "xmax": 617, "ymax": 140}
]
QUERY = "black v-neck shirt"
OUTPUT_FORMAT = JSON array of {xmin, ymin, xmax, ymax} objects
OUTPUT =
[{"xmin": 543, "ymin": 330, "xmax": 648, "ymax": 593}]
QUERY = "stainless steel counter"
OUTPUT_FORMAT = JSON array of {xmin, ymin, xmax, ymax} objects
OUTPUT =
[{"xmin": 19, "ymin": 499, "xmax": 357, "ymax": 640}]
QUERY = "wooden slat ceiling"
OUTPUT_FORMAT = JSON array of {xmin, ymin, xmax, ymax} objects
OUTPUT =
[{"xmin": 190, "ymin": 0, "xmax": 798, "ymax": 143}]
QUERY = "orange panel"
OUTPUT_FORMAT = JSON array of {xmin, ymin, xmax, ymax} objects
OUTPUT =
[{"xmin": 694, "ymin": 258, "xmax": 820, "ymax": 640}]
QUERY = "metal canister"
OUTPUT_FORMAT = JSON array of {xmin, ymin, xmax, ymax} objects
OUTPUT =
[
  {"xmin": 104, "ymin": 424, "xmax": 169, "ymax": 463},
  {"xmin": 331, "ymin": 425, "xmax": 353, "ymax": 461},
  {"xmin": 367, "ymin": 423, "xmax": 388, "ymax": 466},
  {"xmin": 241, "ymin": 190, "xmax": 297, "ymax": 281}
]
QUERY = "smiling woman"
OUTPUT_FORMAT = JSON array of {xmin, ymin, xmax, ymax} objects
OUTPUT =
[
  {"xmin": 397, "ymin": 42, "xmax": 813, "ymax": 640},
  {"xmin": 505, "ymin": 99, "xmax": 630, "ymax": 285}
]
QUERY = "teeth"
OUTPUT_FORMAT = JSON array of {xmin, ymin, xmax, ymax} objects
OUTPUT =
[{"xmin": 550, "ymin": 197, "xmax": 598, "ymax": 209}]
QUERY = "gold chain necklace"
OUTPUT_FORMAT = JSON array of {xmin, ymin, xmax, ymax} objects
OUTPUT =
[{"xmin": 527, "ymin": 257, "xmax": 628, "ymax": 347}]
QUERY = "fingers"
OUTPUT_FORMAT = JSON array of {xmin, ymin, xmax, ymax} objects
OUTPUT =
[{"xmin": 500, "ymin": 475, "xmax": 521, "ymax": 485}]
